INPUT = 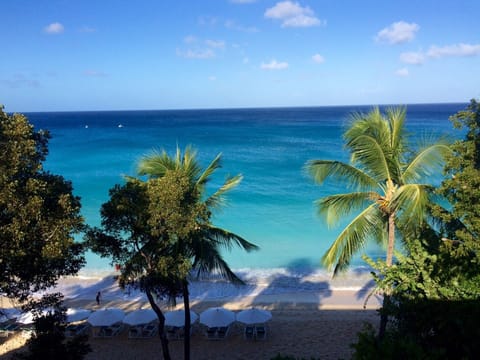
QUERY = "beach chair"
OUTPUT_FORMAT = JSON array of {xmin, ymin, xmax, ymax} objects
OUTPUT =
[
  {"xmin": 141, "ymin": 323, "xmax": 157, "ymax": 338},
  {"xmin": 255, "ymin": 325, "xmax": 267, "ymax": 340},
  {"xmin": 128, "ymin": 325, "xmax": 142, "ymax": 339},
  {"xmin": 206, "ymin": 326, "xmax": 218, "ymax": 340},
  {"xmin": 0, "ymin": 321, "xmax": 19, "ymax": 338},
  {"xmin": 103, "ymin": 323, "xmax": 123, "ymax": 337},
  {"xmin": 216, "ymin": 326, "xmax": 229, "ymax": 339},
  {"xmin": 65, "ymin": 323, "xmax": 90, "ymax": 338},
  {"xmin": 244, "ymin": 325, "xmax": 254, "ymax": 340}
]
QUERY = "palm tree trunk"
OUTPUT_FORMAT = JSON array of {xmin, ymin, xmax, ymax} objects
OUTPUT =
[
  {"xmin": 145, "ymin": 288, "xmax": 171, "ymax": 360},
  {"xmin": 385, "ymin": 212, "xmax": 395, "ymax": 266},
  {"xmin": 379, "ymin": 212, "xmax": 395, "ymax": 339},
  {"xmin": 182, "ymin": 280, "xmax": 191, "ymax": 360}
]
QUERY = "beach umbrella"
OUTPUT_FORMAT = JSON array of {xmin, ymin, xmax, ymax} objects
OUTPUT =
[
  {"xmin": 0, "ymin": 308, "xmax": 20, "ymax": 323},
  {"xmin": 66, "ymin": 308, "xmax": 92, "ymax": 323},
  {"xmin": 123, "ymin": 309, "xmax": 157, "ymax": 326},
  {"xmin": 199, "ymin": 307, "xmax": 235, "ymax": 328},
  {"xmin": 87, "ymin": 308, "xmax": 125, "ymax": 327},
  {"xmin": 16, "ymin": 308, "xmax": 54, "ymax": 324},
  {"xmin": 236, "ymin": 308, "xmax": 272, "ymax": 324},
  {"xmin": 165, "ymin": 310, "xmax": 198, "ymax": 327}
]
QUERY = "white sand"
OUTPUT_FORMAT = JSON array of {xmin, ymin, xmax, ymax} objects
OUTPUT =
[{"xmin": 1, "ymin": 273, "xmax": 382, "ymax": 359}]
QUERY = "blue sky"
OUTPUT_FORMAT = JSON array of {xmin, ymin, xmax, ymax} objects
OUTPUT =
[{"xmin": 1, "ymin": 0, "xmax": 479, "ymax": 112}]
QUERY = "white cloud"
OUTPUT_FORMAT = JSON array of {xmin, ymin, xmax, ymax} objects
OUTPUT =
[
  {"xmin": 265, "ymin": 1, "xmax": 324, "ymax": 28},
  {"xmin": 205, "ymin": 40, "xmax": 225, "ymax": 49},
  {"xmin": 177, "ymin": 48, "xmax": 215, "ymax": 59},
  {"xmin": 44, "ymin": 22, "xmax": 64, "ymax": 34},
  {"xmin": 398, "ymin": 42, "xmax": 480, "ymax": 67},
  {"xmin": 376, "ymin": 21, "xmax": 419, "ymax": 44},
  {"xmin": 312, "ymin": 54, "xmax": 325, "ymax": 63},
  {"xmin": 400, "ymin": 51, "xmax": 425, "ymax": 65},
  {"xmin": 261, "ymin": 59, "xmax": 289, "ymax": 70},
  {"xmin": 427, "ymin": 43, "xmax": 480, "ymax": 58},
  {"xmin": 395, "ymin": 68, "xmax": 409, "ymax": 77}
]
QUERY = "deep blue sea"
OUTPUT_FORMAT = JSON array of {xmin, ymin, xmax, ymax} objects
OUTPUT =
[{"xmin": 25, "ymin": 103, "xmax": 466, "ymax": 278}]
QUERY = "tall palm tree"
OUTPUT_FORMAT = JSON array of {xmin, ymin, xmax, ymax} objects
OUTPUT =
[
  {"xmin": 138, "ymin": 146, "xmax": 258, "ymax": 360},
  {"xmin": 306, "ymin": 107, "xmax": 450, "ymax": 274}
]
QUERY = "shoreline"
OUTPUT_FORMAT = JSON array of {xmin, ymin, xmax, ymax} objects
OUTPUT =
[{"xmin": 1, "ymin": 273, "xmax": 381, "ymax": 359}]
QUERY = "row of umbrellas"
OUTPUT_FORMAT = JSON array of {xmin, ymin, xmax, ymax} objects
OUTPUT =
[
  {"xmin": 3, "ymin": 307, "xmax": 271, "ymax": 328},
  {"xmin": 87, "ymin": 307, "xmax": 271, "ymax": 327}
]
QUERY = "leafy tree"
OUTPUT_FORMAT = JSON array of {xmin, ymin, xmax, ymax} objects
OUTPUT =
[
  {"xmin": 305, "ymin": 107, "xmax": 450, "ymax": 337},
  {"xmin": 87, "ymin": 176, "xmax": 192, "ymax": 360},
  {"xmin": 87, "ymin": 147, "xmax": 257, "ymax": 360},
  {"xmin": 305, "ymin": 107, "xmax": 450, "ymax": 275},
  {"xmin": 351, "ymin": 101, "xmax": 480, "ymax": 359},
  {"xmin": 0, "ymin": 106, "xmax": 85, "ymax": 300},
  {"xmin": 137, "ymin": 146, "xmax": 258, "ymax": 360}
]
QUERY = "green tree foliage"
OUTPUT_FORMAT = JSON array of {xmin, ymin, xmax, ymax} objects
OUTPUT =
[
  {"xmin": 352, "ymin": 101, "xmax": 480, "ymax": 359},
  {"xmin": 305, "ymin": 107, "xmax": 450, "ymax": 275},
  {"xmin": 87, "ymin": 147, "xmax": 257, "ymax": 360},
  {"xmin": 0, "ymin": 107, "xmax": 85, "ymax": 301},
  {"xmin": 86, "ymin": 175, "xmax": 196, "ymax": 360},
  {"xmin": 137, "ymin": 147, "xmax": 258, "ymax": 360}
]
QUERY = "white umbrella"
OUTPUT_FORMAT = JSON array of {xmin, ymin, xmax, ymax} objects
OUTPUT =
[
  {"xmin": 236, "ymin": 308, "xmax": 272, "ymax": 324},
  {"xmin": 123, "ymin": 309, "xmax": 157, "ymax": 326},
  {"xmin": 165, "ymin": 310, "xmax": 198, "ymax": 327},
  {"xmin": 16, "ymin": 309, "xmax": 53, "ymax": 324},
  {"xmin": 199, "ymin": 307, "xmax": 235, "ymax": 328},
  {"xmin": 66, "ymin": 308, "xmax": 92, "ymax": 323},
  {"xmin": 87, "ymin": 308, "xmax": 125, "ymax": 327}
]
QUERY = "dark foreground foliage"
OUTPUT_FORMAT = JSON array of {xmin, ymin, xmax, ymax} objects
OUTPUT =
[{"xmin": 14, "ymin": 294, "xmax": 91, "ymax": 360}]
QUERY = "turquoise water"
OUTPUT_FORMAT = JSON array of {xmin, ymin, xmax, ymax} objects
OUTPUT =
[{"xmin": 26, "ymin": 104, "xmax": 465, "ymax": 276}]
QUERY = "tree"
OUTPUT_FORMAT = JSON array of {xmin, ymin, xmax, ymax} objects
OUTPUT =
[
  {"xmin": 351, "ymin": 101, "xmax": 480, "ymax": 359},
  {"xmin": 0, "ymin": 106, "xmax": 85, "ymax": 301},
  {"xmin": 87, "ymin": 147, "xmax": 257, "ymax": 360},
  {"xmin": 137, "ymin": 146, "xmax": 258, "ymax": 360},
  {"xmin": 305, "ymin": 107, "xmax": 450, "ymax": 274},
  {"xmin": 87, "ymin": 176, "xmax": 191, "ymax": 360},
  {"xmin": 305, "ymin": 107, "xmax": 450, "ymax": 336}
]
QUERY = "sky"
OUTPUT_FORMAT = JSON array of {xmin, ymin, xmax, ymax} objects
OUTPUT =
[{"xmin": 1, "ymin": 0, "xmax": 479, "ymax": 112}]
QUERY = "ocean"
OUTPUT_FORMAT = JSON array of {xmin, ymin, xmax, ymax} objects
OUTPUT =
[{"xmin": 25, "ymin": 103, "xmax": 466, "ymax": 285}]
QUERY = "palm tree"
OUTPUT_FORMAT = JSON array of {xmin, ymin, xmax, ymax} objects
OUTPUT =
[
  {"xmin": 305, "ymin": 107, "xmax": 450, "ymax": 335},
  {"xmin": 138, "ymin": 146, "xmax": 258, "ymax": 360},
  {"xmin": 306, "ymin": 107, "xmax": 450, "ymax": 273}
]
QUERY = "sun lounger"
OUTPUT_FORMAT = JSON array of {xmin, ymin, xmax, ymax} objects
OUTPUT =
[
  {"xmin": 255, "ymin": 325, "xmax": 267, "ymax": 340},
  {"xmin": 0, "ymin": 321, "xmax": 19, "ymax": 338},
  {"xmin": 206, "ymin": 326, "xmax": 218, "ymax": 340},
  {"xmin": 244, "ymin": 325, "xmax": 255, "ymax": 340},
  {"xmin": 216, "ymin": 326, "xmax": 229, "ymax": 339},
  {"xmin": 65, "ymin": 323, "xmax": 90, "ymax": 337},
  {"xmin": 141, "ymin": 323, "xmax": 157, "ymax": 338},
  {"xmin": 92, "ymin": 323, "xmax": 123, "ymax": 338},
  {"xmin": 129, "ymin": 323, "xmax": 158, "ymax": 339}
]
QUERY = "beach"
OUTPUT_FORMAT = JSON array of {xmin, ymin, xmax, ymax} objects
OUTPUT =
[{"xmin": 1, "ymin": 273, "xmax": 382, "ymax": 359}]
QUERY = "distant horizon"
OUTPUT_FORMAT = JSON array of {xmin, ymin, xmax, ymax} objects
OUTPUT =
[{"xmin": 14, "ymin": 100, "xmax": 470, "ymax": 115}]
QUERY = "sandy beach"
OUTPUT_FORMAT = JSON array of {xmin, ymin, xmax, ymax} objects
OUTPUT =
[{"xmin": 1, "ymin": 273, "xmax": 382, "ymax": 359}]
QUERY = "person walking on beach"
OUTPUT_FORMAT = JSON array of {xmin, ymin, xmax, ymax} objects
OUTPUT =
[{"xmin": 96, "ymin": 291, "xmax": 101, "ymax": 305}]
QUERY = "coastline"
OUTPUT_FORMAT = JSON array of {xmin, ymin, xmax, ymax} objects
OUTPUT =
[{"xmin": 1, "ymin": 271, "xmax": 381, "ymax": 359}]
